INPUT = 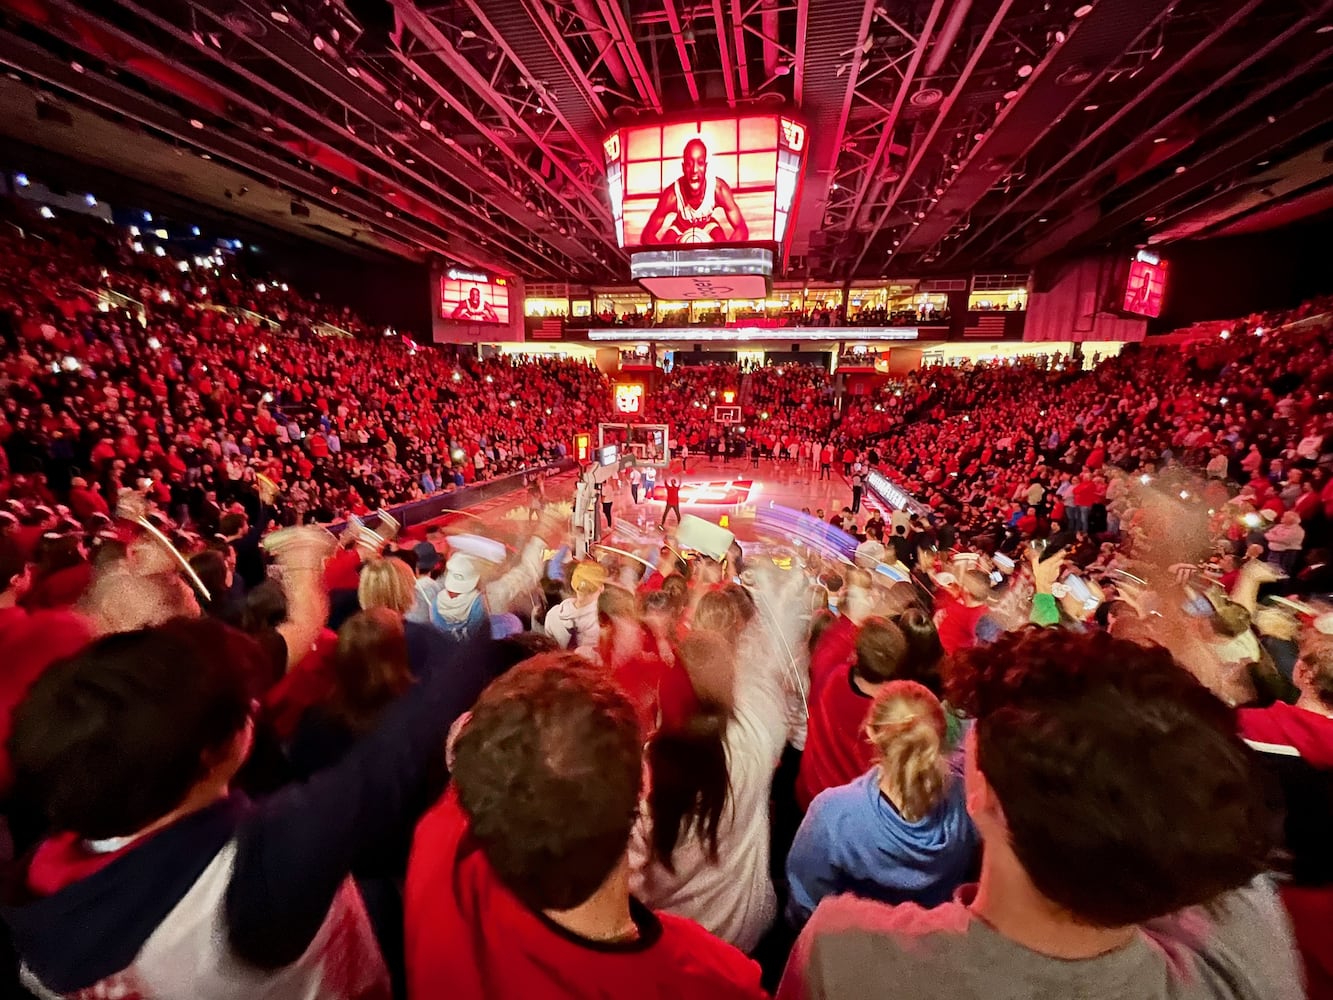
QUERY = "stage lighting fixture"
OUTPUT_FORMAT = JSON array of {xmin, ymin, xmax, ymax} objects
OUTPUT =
[
  {"xmin": 1174, "ymin": 165, "xmax": 1186, "ymax": 173},
  {"xmin": 153, "ymin": 246, "xmax": 165, "ymax": 257},
  {"xmin": 143, "ymin": 211, "xmax": 153, "ymax": 222},
  {"xmin": 15, "ymin": 173, "xmax": 29, "ymax": 186},
  {"xmin": 192, "ymin": 226, "xmax": 201, "ymax": 236},
  {"xmin": 39, "ymin": 206, "xmax": 54, "ymax": 219},
  {"xmin": 189, "ymin": 119, "xmax": 204, "ymax": 129},
  {"xmin": 1083, "ymin": 103, "xmax": 1099, "ymax": 111},
  {"xmin": 270, "ymin": 9, "xmax": 290, "ymax": 23},
  {"xmin": 1017, "ymin": 65, "xmax": 1033, "ymax": 77},
  {"xmin": 1074, "ymin": 4, "xmax": 1093, "ymax": 16},
  {"xmin": 84, "ymin": 193, "xmax": 96, "ymax": 206}
]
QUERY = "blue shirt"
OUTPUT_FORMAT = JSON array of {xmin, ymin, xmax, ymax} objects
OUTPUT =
[{"xmin": 786, "ymin": 766, "xmax": 978, "ymax": 927}]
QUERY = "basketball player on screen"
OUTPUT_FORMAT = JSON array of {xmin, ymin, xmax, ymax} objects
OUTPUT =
[
  {"xmin": 639, "ymin": 138, "xmax": 749, "ymax": 245},
  {"xmin": 451, "ymin": 285, "xmax": 500, "ymax": 322}
]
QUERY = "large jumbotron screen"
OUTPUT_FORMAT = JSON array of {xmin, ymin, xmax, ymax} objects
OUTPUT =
[
  {"xmin": 603, "ymin": 114, "xmax": 806, "ymax": 253},
  {"xmin": 439, "ymin": 267, "xmax": 510, "ymax": 325}
]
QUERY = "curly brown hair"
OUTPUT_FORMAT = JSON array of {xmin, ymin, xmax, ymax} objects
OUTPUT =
[{"xmin": 946, "ymin": 626, "xmax": 1270, "ymax": 927}]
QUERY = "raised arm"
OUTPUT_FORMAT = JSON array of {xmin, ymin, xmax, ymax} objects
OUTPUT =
[
  {"xmin": 225, "ymin": 634, "xmax": 497, "ymax": 969},
  {"xmin": 716, "ymin": 179, "xmax": 749, "ymax": 241},
  {"xmin": 639, "ymin": 185, "xmax": 677, "ymax": 245}
]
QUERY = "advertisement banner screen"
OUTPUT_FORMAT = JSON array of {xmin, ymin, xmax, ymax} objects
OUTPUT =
[
  {"xmin": 1122, "ymin": 258, "xmax": 1168, "ymax": 318},
  {"xmin": 604, "ymin": 114, "xmax": 806, "ymax": 254},
  {"xmin": 440, "ymin": 267, "xmax": 510, "ymax": 325}
]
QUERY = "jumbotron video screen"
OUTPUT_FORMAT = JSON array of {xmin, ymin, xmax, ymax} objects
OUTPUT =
[{"xmin": 603, "ymin": 114, "xmax": 806, "ymax": 253}]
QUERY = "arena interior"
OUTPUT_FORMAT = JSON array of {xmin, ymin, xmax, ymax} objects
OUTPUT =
[{"xmin": 1, "ymin": 0, "xmax": 1333, "ymax": 997}]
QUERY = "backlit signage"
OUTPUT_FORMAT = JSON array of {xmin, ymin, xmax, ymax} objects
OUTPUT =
[{"xmin": 613, "ymin": 381, "xmax": 645, "ymax": 415}]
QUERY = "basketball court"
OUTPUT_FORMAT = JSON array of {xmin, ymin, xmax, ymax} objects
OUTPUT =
[{"xmin": 468, "ymin": 455, "xmax": 881, "ymax": 546}]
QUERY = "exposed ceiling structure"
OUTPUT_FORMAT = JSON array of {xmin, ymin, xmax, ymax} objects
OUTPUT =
[{"xmin": 0, "ymin": 0, "xmax": 1330, "ymax": 282}]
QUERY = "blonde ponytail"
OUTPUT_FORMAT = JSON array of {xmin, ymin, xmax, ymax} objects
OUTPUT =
[{"xmin": 865, "ymin": 681, "xmax": 948, "ymax": 822}]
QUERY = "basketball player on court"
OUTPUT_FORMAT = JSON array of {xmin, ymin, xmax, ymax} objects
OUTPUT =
[
  {"xmin": 451, "ymin": 285, "xmax": 500, "ymax": 322},
  {"xmin": 639, "ymin": 138, "xmax": 749, "ymax": 244}
]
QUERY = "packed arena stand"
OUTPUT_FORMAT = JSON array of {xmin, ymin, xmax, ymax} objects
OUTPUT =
[{"xmin": 2, "ymin": 208, "xmax": 1333, "ymax": 999}]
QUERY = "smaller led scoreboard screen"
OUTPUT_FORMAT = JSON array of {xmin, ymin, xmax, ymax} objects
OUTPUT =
[
  {"xmin": 1122, "ymin": 251, "xmax": 1168, "ymax": 318},
  {"xmin": 613, "ymin": 381, "xmax": 645, "ymax": 415},
  {"xmin": 440, "ymin": 267, "xmax": 510, "ymax": 325},
  {"xmin": 604, "ymin": 114, "xmax": 807, "ymax": 255}
]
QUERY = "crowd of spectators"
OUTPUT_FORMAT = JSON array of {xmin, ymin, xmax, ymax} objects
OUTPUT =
[
  {"xmin": 0, "ymin": 212, "xmax": 609, "ymax": 526},
  {"xmin": 1, "ymin": 201, "xmax": 1332, "ymax": 1000}
]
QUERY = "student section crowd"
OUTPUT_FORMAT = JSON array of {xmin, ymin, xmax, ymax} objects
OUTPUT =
[{"xmin": 0, "ymin": 205, "xmax": 1330, "ymax": 1000}]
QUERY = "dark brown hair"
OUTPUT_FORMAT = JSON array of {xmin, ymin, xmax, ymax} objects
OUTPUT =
[
  {"xmin": 10, "ymin": 618, "xmax": 254, "ymax": 838},
  {"xmin": 647, "ymin": 630, "xmax": 734, "ymax": 872},
  {"xmin": 854, "ymin": 616, "xmax": 909, "ymax": 684},
  {"xmin": 452, "ymin": 655, "xmax": 643, "ymax": 912},
  {"xmin": 948, "ymin": 627, "xmax": 1269, "ymax": 927}
]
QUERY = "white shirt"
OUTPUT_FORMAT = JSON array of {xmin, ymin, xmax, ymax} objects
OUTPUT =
[{"xmin": 629, "ymin": 629, "xmax": 790, "ymax": 952}]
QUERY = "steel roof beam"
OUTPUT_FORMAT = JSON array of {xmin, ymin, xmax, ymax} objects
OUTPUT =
[
  {"xmin": 389, "ymin": 3, "xmax": 623, "ymax": 269},
  {"xmin": 838, "ymin": 0, "xmax": 947, "ymax": 233},
  {"xmin": 1081, "ymin": 73, "xmax": 1333, "ymax": 249},
  {"xmin": 711, "ymin": 0, "xmax": 738, "ymax": 105},
  {"xmin": 594, "ymin": 0, "xmax": 663, "ymax": 111},
  {"xmin": 15, "ymin": 0, "xmax": 550, "ymax": 271},
  {"xmin": 730, "ymin": 0, "xmax": 751, "ymax": 97},
  {"xmin": 892, "ymin": 0, "xmax": 1182, "ymax": 266},
  {"xmin": 397, "ymin": 0, "xmax": 612, "ymax": 225},
  {"xmin": 849, "ymin": 0, "xmax": 1016, "ymax": 276},
  {"xmin": 661, "ymin": 0, "xmax": 702, "ymax": 103},
  {"xmin": 112, "ymin": 0, "xmax": 567, "ymax": 271},
  {"xmin": 940, "ymin": 0, "xmax": 1271, "ymax": 267},
  {"xmin": 0, "ymin": 29, "xmax": 461, "ymax": 261}
]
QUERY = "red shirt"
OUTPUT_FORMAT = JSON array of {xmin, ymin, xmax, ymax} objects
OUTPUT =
[
  {"xmin": 405, "ymin": 791, "xmax": 765, "ymax": 1000},
  {"xmin": 68, "ymin": 485, "xmax": 109, "ymax": 521},
  {"xmin": 1239, "ymin": 702, "xmax": 1333, "ymax": 768},
  {"xmin": 1282, "ymin": 884, "xmax": 1333, "ymax": 1000},
  {"xmin": 808, "ymin": 614, "xmax": 857, "ymax": 700},
  {"xmin": 796, "ymin": 663, "xmax": 877, "ymax": 810},
  {"xmin": 935, "ymin": 596, "xmax": 990, "ymax": 655},
  {"xmin": 602, "ymin": 625, "xmax": 673, "ymax": 733}
]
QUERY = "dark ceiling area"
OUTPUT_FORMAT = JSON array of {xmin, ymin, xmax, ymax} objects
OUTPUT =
[{"xmin": 0, "ymin": 0, "xmax": 1330, "ymax": 283}]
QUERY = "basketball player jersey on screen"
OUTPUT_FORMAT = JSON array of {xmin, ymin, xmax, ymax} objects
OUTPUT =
[
  {"xmin": 456, "ymin": 301, "xmax": 492, "ymax": 321},
  {"xmin": 670, "ymin": 175, "xmax": 724, "ymax": 243}
]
